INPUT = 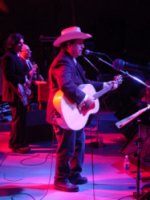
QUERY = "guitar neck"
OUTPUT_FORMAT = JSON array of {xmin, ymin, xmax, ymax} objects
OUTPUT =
[
  {"xmin": 93, "ymin": 75, "xmax": 122, "ymax": 100},
  {"xmin": 93, "ymin": 85, "xmax": 112, "ymax": 100}
]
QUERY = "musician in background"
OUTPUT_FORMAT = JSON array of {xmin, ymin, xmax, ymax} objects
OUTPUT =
[
  {"xmin": 19, "ymin": 44, "xmax": 44, "ymax": 81},
  {"xmin": 1, "ymin": 33, "xmax": 34, "ymax": 153},
  {"xmin": 46, "ymin": 26, "xmax": 120, "ymax": 192},
  {"xmin": 19, "ymin": 44, "xmax": 44, "ymax": 103}
]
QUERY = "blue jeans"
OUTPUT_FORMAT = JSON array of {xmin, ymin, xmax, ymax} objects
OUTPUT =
[{"xmin": 53, "ymin": 125, "xmax": 85, "ymax": 181}]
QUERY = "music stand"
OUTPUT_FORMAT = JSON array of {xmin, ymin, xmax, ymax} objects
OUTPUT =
[{"xmin": 116, "ymin": 104, "xmax": 150, "ymax": 199}]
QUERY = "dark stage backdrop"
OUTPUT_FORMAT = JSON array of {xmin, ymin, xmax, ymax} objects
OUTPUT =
[{"xmin": 1, "ymin": 0, "xmax": 150, "ymax": 79}]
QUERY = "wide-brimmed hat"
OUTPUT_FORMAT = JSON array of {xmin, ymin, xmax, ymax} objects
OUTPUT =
[{"xmin": 53, "ymin": 26, "xmax": 92, "ymax": 47}]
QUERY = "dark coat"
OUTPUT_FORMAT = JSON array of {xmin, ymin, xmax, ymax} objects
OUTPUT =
[
  {"xmin": 2, "ymin": 51, "xmax": 29, "ymax": 103},
  {"xmin": 46, "ymin": 50, "xmax": 104, "ymax": 125}
]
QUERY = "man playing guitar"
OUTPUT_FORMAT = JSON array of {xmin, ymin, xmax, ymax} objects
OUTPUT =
[
  {"xmin": 19, "ymin": 44, "xmax": 44, "ymax": 105},
  {"xmin": 2, "ymin": 33, "xmax": 31, "ymax": 153},
  {"xmin": 46, "ymin": 26, "xmax": 121, "ymax": 192}
]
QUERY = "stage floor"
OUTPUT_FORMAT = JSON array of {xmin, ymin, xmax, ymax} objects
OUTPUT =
[{"xmin": 0, "ymin": 112, "xmax": 150, "ymax": 200}]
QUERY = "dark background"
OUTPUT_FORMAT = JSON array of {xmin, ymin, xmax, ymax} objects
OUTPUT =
[{"xmin": 1, "ymin": 0, "xmax": 150, "ymax": 79}]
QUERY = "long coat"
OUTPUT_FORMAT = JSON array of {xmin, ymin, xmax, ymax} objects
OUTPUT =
[
  {"xmin": 46, "ymin": 50, "xmax": 104, "ymax": 125},
  {"xmin": 2, "ymin": 51, "xmax": 29, "ymax": 103}
]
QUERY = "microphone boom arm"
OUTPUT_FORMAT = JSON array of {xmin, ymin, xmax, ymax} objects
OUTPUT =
[
  {"xmin": 96, "ymin": 57, "xmax": 149, "ymax": 87},
  {"xmin": 97, "ymin": 57, "xmax": 114, "ymax": 68},
  {"xmin": 119, "ymin": 70, "xmax": 149, "ymax": 87},
  {"xmin": 84, "ymin": 50, "xmax": 150, "ymax": 87},
  {"xmin": 83, "ymin": 56, "xmax": 100, "ymax": 72}
]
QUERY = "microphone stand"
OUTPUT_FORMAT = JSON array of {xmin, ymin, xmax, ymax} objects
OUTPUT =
[
  {"xmin": 82, "ymin": 56, "xmax": 104, "ymax": 148},
  {"xmin": 83, "ymin": 56, "xmax": 100, "ymax": 72},
  {"xmin": 119, "ymin": 70, "xmax": 149, "ymax": 87},
  {"xmin": 97, "ymin": 56, "xmax": 114, "ymax": 68},
  {"xmin": 95, "ymin": 56, "xmax": 150, "ymax": 88}
]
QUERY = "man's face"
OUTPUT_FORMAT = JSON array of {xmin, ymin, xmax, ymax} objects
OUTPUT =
[
  {"xmin": 20, "ymin": 45, "xmax": 32, "ymax": 59},
  {"xmin": 15, "ymin": 38, "xmax": 24, "ymax": 53},
  {"xmin": 68, "ymin": 39, "xmax": 85, "ymax": 58}
]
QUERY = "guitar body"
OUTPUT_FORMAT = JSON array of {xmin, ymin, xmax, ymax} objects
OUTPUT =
[
  {"xmin": 53, "ymin": 75, "xmax": 122, "ymax": 130},
  {"xmin": 53, "ymin": 84, "xmax": 99, "ymax": 130},
  {"xmin": 17, "ymin": 64, "xmax": 38, "ymax": 106},
  {"xmin": 18, "ymin": 83, "xmax": 32, "ymax": 106}
]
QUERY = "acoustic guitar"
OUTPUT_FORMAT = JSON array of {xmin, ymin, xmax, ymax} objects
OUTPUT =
[{"xmin": 53, "ymin": 75, "xmax": 122, "ymax": 130}]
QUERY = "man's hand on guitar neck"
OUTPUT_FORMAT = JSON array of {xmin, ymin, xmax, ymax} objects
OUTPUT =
[
  {"xmin": 103, "ymin": 75, "xmax": 123, "ymax": 91},
  {"xmin": 103, "ymin": 81, "xmax": 118, "ymax": 91}
]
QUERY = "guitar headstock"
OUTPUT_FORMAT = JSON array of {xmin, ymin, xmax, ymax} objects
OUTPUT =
[{"xmin": 114, "ymin": 74, "xmax": 123, "ymax": 85}]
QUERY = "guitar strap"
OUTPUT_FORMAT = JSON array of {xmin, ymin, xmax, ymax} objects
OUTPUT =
[{"xmin": 26, "ymin": 60, "xmax": 32, "ymax": 70}]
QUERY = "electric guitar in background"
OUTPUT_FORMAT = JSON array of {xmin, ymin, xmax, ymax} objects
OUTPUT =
[
  {"xmin": 17, "ymin": 63, "xmax": 38, "ymax": 106},
  {"xmin": 53, "ymin": 75, "xmax": 123, "ymax": 130}
]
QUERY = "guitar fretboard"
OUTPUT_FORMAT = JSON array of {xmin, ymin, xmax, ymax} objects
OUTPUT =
[{"xmin": 93, "ymin": 85, "xmax": 112, "ymax": 100}]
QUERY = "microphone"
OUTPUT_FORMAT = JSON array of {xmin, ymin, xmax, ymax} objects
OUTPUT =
[
  {"xmin": 112, "ymin": 59, "xmax": 150, "ymax": 87},
  {"xmin": 112, "ymin": 58, "xmax": 141, "ymax": 71},
  {"xmin": 84, "ymin": 49, "xmax": 104, "ymax": 56}
]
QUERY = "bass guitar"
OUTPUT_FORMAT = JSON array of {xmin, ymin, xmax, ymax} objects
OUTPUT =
[
  {"xmin": 18, "ymin": 63, "xmax": 38, "ymax": 106},
  {"xmin": 53, "ymin": 75, "xmax": 123, "ymax": 130}
]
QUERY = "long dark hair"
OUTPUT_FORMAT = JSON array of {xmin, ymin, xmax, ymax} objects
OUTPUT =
[{"xmin": 5, "ymin": 33, "xmax": 24, "ymax": 51}]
